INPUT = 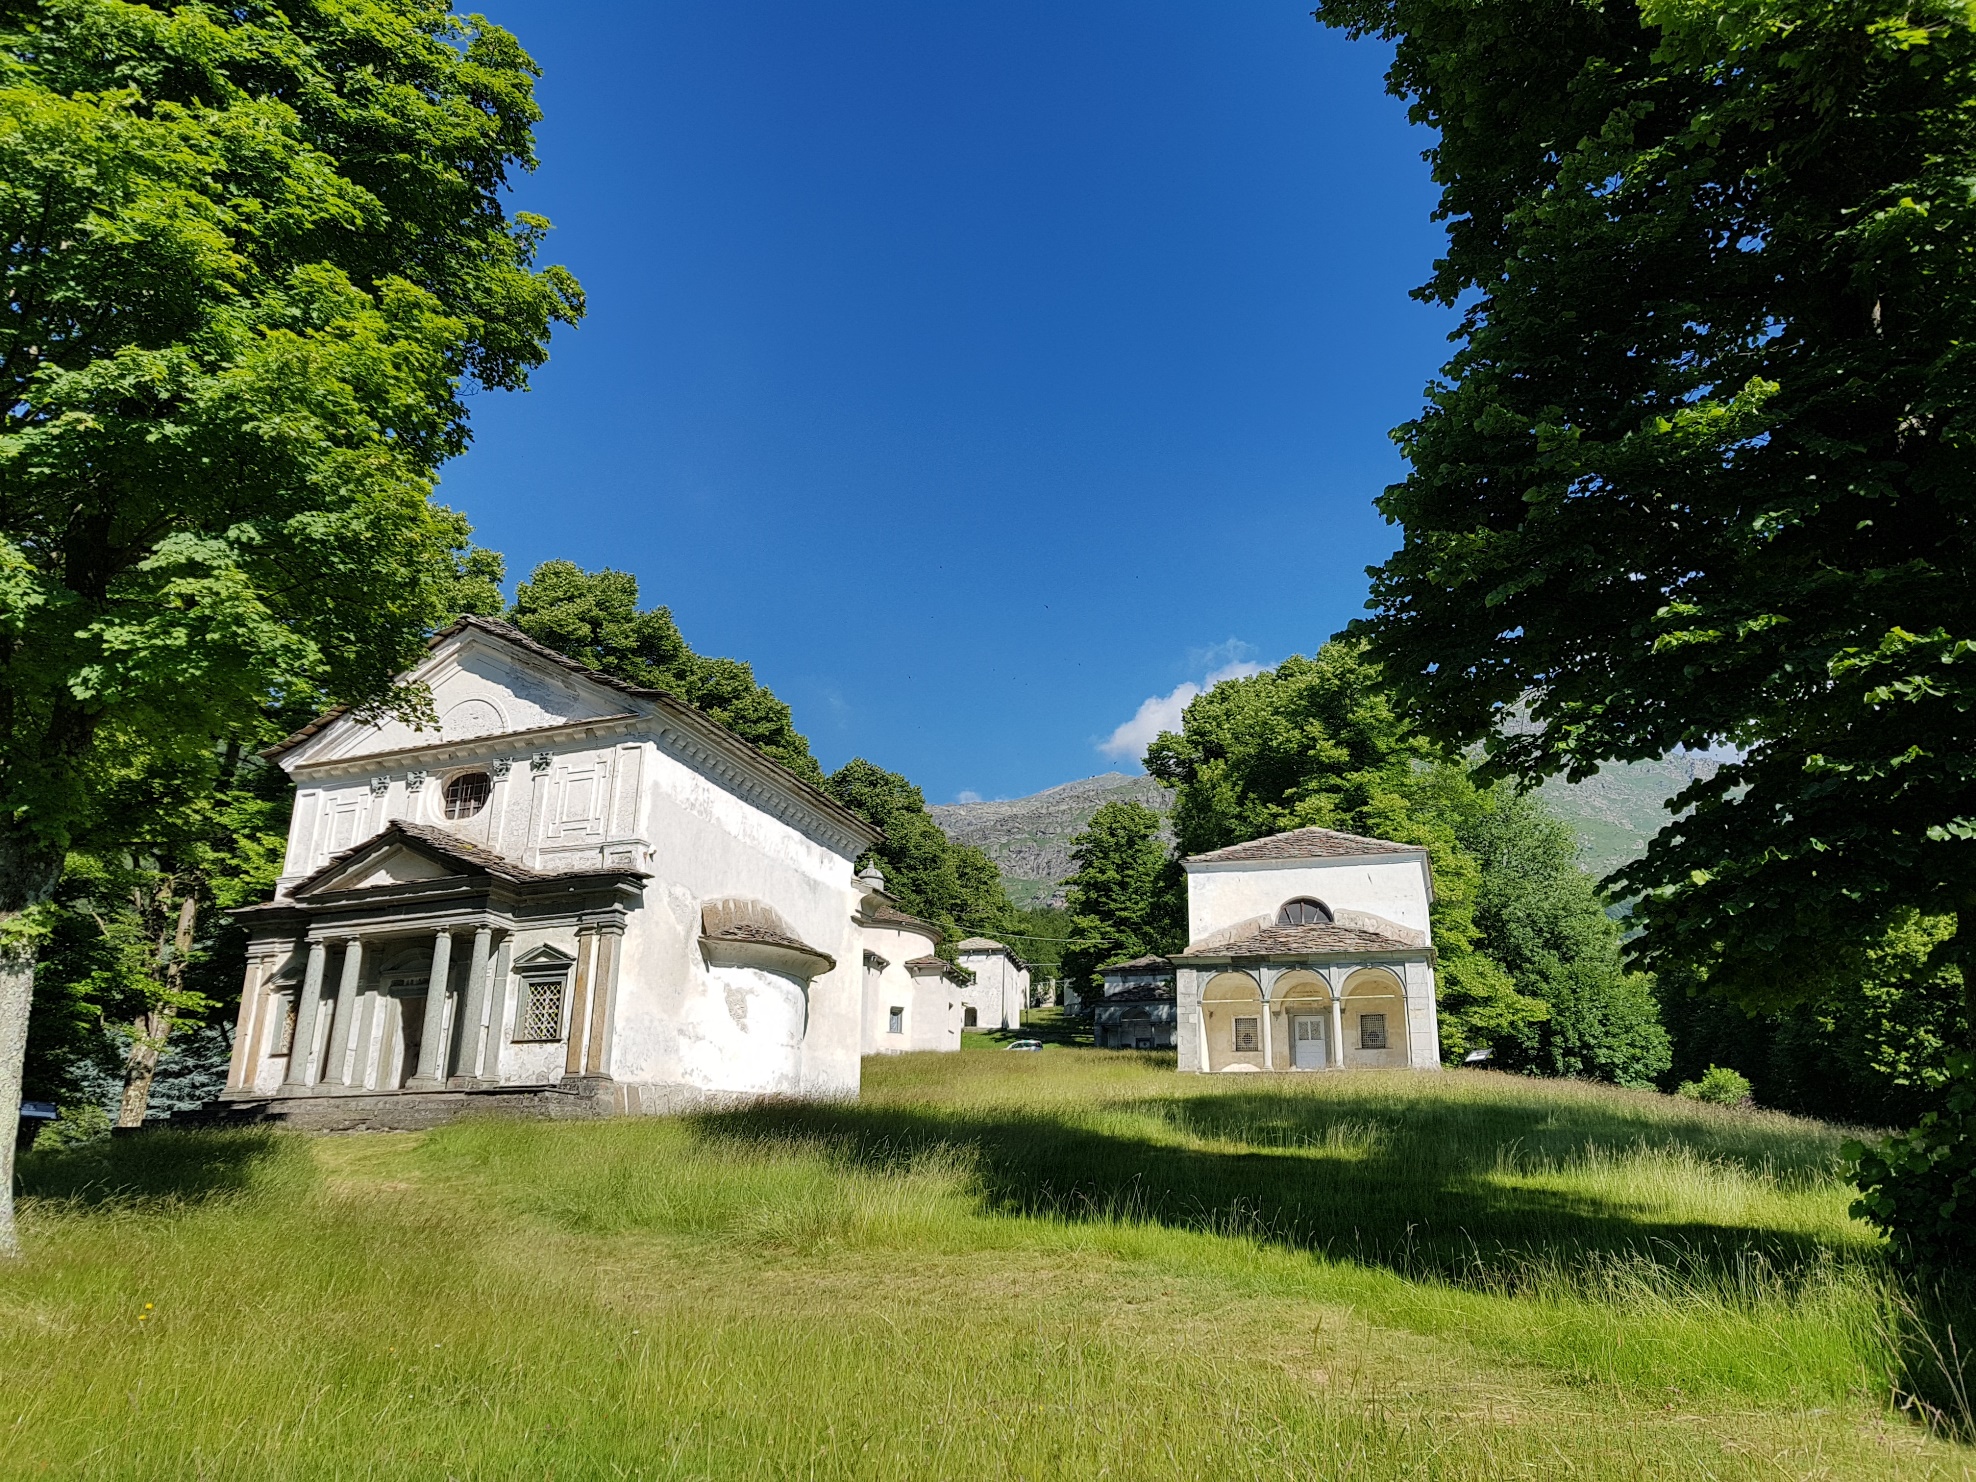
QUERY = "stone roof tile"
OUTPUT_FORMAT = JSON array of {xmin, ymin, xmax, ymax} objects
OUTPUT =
[
  {"xmin": 1184, "ymin": 826, "xmax": 1421, "ymax": 865},
  {"xmin": 1180, "ymin": 922, "xmax": 1417, "ymax": 957}
]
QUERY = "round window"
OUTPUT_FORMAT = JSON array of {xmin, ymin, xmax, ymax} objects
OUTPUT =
[{"xmin": 443, "ymin": 771, "xmax": 492, "ymax": 820}]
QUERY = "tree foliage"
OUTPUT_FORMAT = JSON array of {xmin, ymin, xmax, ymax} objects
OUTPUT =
[
  {"xmin": 821, "ymin": 759, "xmax": 1013, "ymax": 950},
  {"xmin": 0, "ymin": 0, "xmax": 580, "ymax": 1252},
  {"xmin": 1316, "ymin": 0, "xmax": 1976, "ymax": 1264},
  {"xmin": 1313, "ymin": 0, "xmax": 1976, "ymax": 1032},
  {"xmin": 1658, "ymin": 910, "xmax": 1965, "ymax": 1125},
  {"xmin": 1059, "ymin": 801, "xmax": 1185, "ymax": 995},
  {"xmin": 1442, "ymin": 783, "xmax": 1670, "ymax": 1086},
  {"xmin": 28, "ymin": 724, "xmax": 293, "ymax": 1121},
  {"xmin": 505, "ymin": 559, "xmax": 822, "ymax": 783}
]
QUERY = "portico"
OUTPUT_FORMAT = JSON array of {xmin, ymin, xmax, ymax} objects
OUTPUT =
[{"xmin": 226, "ymin": 821, "xmax": 644, "ymax": 1107}]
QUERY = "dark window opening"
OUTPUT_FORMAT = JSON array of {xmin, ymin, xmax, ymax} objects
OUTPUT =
[
  {"xmin": 963, "ymin": 1007, "xmax": 978, "ymax": 1028},
  {"xmin": 444, "ymin": 771, "xmax": 492, "ymax": 820}
]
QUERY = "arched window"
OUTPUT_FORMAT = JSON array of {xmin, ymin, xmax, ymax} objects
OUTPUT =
[
  {"xmin": 443, "ymin": 771, "xmax": 492, "ymax": 820},
  {"xmin": 1277, "ymin": 897, "xmax": 1333, "ymax": 926}
]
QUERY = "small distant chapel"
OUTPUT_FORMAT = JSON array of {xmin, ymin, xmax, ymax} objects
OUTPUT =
[
  {"xmin": 1173, "ymin": 827, "xmax": 1442, "ymax": 1072},
  {"xmin": 218, "ymin": 617, "xmax": 896, "ymax": 1128}
]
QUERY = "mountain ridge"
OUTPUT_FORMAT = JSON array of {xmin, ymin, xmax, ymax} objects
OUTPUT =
[{"xmin": 932, "ymin": 757, "xmax": 1720, "ymax": 906}]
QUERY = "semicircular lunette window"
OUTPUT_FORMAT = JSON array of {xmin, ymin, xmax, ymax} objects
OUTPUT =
[
  {"xmin": 443, "ymin": 771, "xmax": 492, "ymax": 821},
  {"xmin": 1277, "ymin": 897, "xmax": 1333, "ymax": 927}
]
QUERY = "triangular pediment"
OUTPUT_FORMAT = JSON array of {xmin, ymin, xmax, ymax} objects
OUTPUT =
[
  {"xmin": 291, "ymin": 822, "xmax": 506, "ymax": 898},
  {"xmin": 513, "ymin": 943, "xmax": 575, "ymax": 969},
  {"xmin": 322, "ymin": 845, "xmax": 455, "ymax": 891},
  {"xmin": 282, "ymin": 622, "xmax": 643, "ymax": 767}
]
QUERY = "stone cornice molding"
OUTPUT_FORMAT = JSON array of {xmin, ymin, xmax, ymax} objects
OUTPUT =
[{"xmin": 286, "ymin": 714, "xmax": 643, "ymax": 782}]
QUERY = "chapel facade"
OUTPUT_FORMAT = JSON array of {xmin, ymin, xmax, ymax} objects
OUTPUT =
[
  {"xmin": 1172, "ymin": 827, "xmax": 1442, "ymax": 1073},
  {"xmin": 216, "ymin": 617, "xmax": 895, "ymax": 1128}
]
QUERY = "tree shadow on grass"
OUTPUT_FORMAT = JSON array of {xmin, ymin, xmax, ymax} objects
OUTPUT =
[
  {"xmin": 16, "ymin": 1128, "xmax": 301, "ymax": 1208},
  {"xmin": 697, "ymin": 1083, "xmax": 1872, "ymax": 1292}
]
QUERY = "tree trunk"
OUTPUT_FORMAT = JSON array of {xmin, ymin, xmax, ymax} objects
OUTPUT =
[
  {"xmin": 115, "ymin": 1007, "xmax": 172, "ymax": 1130},
  {"xmin": 0, "ymin": 940, "xmax": 32, "ymax": 1257},
  {"xmin": 116, "ymin": 894, "xmax": 198, "ymax": 1130},
  {"xmin": 0, "ymin": 825, "xmax": 64, "ymax": 1259}
]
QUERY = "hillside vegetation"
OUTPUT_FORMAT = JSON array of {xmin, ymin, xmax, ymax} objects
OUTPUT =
[{"xmin": 2, "ymin": 1049, "xmax": 1966, "ymax": 1479}]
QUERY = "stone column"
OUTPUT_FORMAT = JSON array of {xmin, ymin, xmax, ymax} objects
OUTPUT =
[
  {"xmin": 1260, "ymin": 974, "xmax": 1276, "ymax": 1071},
  {"xmin": 450, "ymin": 926, "xmax": 495, "ymax": 1088},
  {"xmin": 563, "ymin": 929, "xmax": 597, "ymax": 1078},
  {"xmin": 584, "ymin": 923, "xmax": 623, "ymax": 1078},
  {"xmin": 349, "ymin": 989, "xmax": 383, "ymax": 1091},
  {"xmin": 321, "ymin": 939, "xmax": 364, "ymax": 1088},
  {"xmin": 225, "ymin": 954, "xmax": 267, "ymax": 1093},
  {"xmin": 407, "ymin": 929, "xmax": 454, "ymax": 1089},
  {"xmin": 282, "ymin": 941, "xmax": 329, "ymax": 1089},
  {"xmin": 1329, "ymin": 987, "xmax": 1346, "ymax": 1070},
  {"xmin": 1195, "ymin": 977, "xmax": 1212, "ymax": 1074},
  {"xmin": 479, "ymin": 935, "xmax": 513, "ymax": 1082}
]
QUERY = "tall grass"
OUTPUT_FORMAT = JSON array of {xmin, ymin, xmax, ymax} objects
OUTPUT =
[{"xmin": 0, "ymin": 1052, "xmax": 1968, "ymax": 1478}]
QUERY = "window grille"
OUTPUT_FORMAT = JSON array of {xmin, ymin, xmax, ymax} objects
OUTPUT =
[
  {"xmin": 518, "ymin": 976, "xmax": 566, "ymax": 1041},
  {"xmin": 444, "ymin": 771, "xmax": 492, "ymax": 820},
  {"xmin": 887, "ymin": 1006, "xmax": 904, "ymax": 1035},
  {"xmin": 1359, "ymin": 1013, "xmax": 1388, "ymax": 1050},
  {"xmin": 1233, "ymin": 1017, "xmax": 1260, "ymax": 1053},
  {"xmin": 1277, "ymin": 897, "xmax": 1333, "ymax": 926}
]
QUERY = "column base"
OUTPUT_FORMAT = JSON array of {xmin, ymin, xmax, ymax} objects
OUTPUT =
[{"xmin": 404, "ymin": 1074, "xmax": 446, "ymax": 1092}]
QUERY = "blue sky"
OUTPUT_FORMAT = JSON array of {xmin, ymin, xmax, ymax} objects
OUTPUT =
[{"xmin": 448, "ymin": 1, "xmax": 1452, "ymax": 804}]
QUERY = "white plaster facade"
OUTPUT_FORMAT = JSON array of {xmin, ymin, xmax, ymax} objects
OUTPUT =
[
  {"xmin": 953, "ymin": 939, "xmax": 1028, "ymax": 1031},
  {"xmin": 221, "ymin": 618, "xmax": 886, "ymax": 1118},
  {"xmin": 855, "ymin": 876, "xmax": 965, "ymax": 1055},
  {"xmin": 1172, "ymin": 827, "xmax": 1441, "ymax": 1075}
]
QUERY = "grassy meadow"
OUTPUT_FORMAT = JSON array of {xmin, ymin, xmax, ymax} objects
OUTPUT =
[{"xmin": 3, "ymin": 1037, "xmax": 1972, "ymax": 1479}]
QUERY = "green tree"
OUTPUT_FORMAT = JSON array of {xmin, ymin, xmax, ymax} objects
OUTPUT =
[
  {"xmin": 1059, "ymin": 801, "xmax": 1185, "ymax": 996},
  {"xmin": 0, "ymin": 0, "xmax": 581, "ymax": 1253},
  {"xmin": 1315, "ymin": 0, "xmax": 1976, "ymax": 1259},
  {"xmin": 1658, "ymin": 911, "xmax": 1964, "ymax": 1125},
  {"xmin": 507, "ymin": 560, "xmax": 822, "ymax": 782},
  {"xmin": 1440, "ymin": 781, "xmax": 1670, "ymax": 1087},
  {"xmin": 1145, "ymin": 641, "xmax": 1548, "ymax": 1058},
  {"xmin": 821, "ymin": 759, "xmax": 1012, "ymax": 948},
  {"xmin": 1314, "ymin": 0, "xmax": 1976, "ymax": 1026},
  {"xmin": 26, "ymin": 717, "xmax": 296, "ymax": 1126}
]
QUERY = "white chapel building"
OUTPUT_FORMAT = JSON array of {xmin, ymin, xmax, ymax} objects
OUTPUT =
[
  {"xmin": 218, "ymin": 616, "xmax": 920, "ymax": 1127},
  {"xmin": 953, "ymin": 938, "xmax": 1029, "ymax": 1031},
  {"xmin": 1172, "ymin": 827, "xmax": 1442, "ymax": 1073}
]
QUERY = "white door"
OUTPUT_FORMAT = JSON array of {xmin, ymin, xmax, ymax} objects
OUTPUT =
[{"xmin": 1292, "ymin": 1015, "xmax": 1327, "ymax": 1069}]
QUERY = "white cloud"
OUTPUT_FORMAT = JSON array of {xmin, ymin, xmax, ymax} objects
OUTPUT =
[
  {"xmin": 1098, "ymin": 654, "xmax": 1266, "ymax": 765},
  {"xmin": 955, "ymin": 790, "xmax": 983, "ymax": 804},
  {"xmin": 1206, "ymin": 659, "xmax": 1264, "ymax": 687},
  {"xmin": 1099, "ymin": 682, "xmax": 1201, "ymax": 761}
]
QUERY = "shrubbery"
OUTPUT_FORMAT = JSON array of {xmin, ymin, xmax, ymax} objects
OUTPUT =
[
  {"xmin": 1677, "ymin": 1066, "xmax": 1753, "ymax": 1108},
  {"xmin": 1849, "ymin": 1053, "xmax": 1976, "ymax": 1273}
]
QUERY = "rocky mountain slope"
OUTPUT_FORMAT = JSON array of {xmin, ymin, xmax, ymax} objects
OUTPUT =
[
  {"xmin": 932, "ymin": 757, "xmax": 1721, "ymax": 905},
  {"xmin": 930, "ymin": 774, "xmax": 1170, "ymax": 907}
]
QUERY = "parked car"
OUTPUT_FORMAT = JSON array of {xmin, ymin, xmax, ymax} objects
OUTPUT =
[{"xmin": 1004, "ymin": 1039, "xmax": 1044, "ymax": 1052}]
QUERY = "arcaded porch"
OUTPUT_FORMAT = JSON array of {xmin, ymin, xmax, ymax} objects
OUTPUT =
[{"xmin": 1175, "ymin": 958, "xmax": 1439, "ymax": 1074}]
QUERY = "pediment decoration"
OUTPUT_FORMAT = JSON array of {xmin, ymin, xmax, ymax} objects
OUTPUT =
[
  {"xmin": 276, "ymin": 619, "xmax": 643, "ymax": 767},
  {"xmin": 513, "ymin": 943, "xmax": 576, "ymax": 969},
  {"xmin": 290, "ymin": 821, "xmax": 523, "ymax": 899}
]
